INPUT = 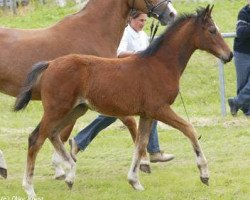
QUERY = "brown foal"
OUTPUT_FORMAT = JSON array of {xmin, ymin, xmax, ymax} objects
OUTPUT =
[
  {"xmin": 0, "ymin": 0, "xmax": 177, "ymax": 178},
  {"xmin": 15, "ymin": 5, "xmax": 233, "ymax": 198}
]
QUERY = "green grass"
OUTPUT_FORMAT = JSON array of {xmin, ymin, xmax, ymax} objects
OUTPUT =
[{"xmin": 0, "ymin": 0, "xmax": 250, "ymax": 199}]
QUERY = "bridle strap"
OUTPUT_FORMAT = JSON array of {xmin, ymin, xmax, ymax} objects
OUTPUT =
[
  {"xmin": 131, "ymin": 0, "xmax": 172, "ymax": 42},
  {"xmin": 149, "ymin": 19, "xmax": 160, "ymax": 43},
  {"xmin": 130, "ymin": 0, "xmax": 172, "ymax": 18},
  {"xmin": 145, "ymin": 0, "xmax": 172, "ymax": 18}
]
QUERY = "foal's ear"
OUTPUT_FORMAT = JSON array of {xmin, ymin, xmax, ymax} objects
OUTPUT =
[
  {"xmin": 202, "ymin": 4, "xmax": 213, "ymax": 22},
  {"xmin": 208, "ymin": 5, "xmax": 214, "ymax": 17}
]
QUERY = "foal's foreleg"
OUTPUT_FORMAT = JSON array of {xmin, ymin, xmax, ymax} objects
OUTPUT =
[
  {"xmin": 119, "ymin": 116, "xmax": 151, "ymax": 173},
  {"xmin": 154, "ymin": 106, "xmax": 209, "ymax": 185},
  {"xmin": 128, "ymin": 117, "xmax": 153, "ymax": 190}
]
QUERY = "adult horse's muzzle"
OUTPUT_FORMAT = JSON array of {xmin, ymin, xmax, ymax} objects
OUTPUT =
[
  {"xmin": 158, "ymin": 2, "xmax": 177, "ymax": 25},
  {"xmin": 147, "ymin": 1, "xmax": 177, "ymax": 26}
]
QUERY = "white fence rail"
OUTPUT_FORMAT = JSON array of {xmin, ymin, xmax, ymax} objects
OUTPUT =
[{"xmin": 218, "ymin": 32, "xmax": 236, "ymax": 116}]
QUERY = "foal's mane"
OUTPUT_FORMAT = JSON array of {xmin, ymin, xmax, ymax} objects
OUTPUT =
[{"xmin": 139, "ymin": 7, "xmax": 208, "ymax": 58}]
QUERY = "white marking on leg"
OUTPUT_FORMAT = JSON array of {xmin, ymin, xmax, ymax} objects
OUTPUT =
[
  {"xmin": 64, "ymin": 158, "xmax": 76, "ymax": 187},
  {"xmin": 52, "ymin": 151, "xmax": 66, "ymax": 180},
  {"xmin": 54, "ymin": 148, "xmax": 76, "ymax": 187},
  {"xmin": 23, "ymin": 168, "xmax": 36, "ymax": 199},
  {"xmin": 196, "ymin": 150, "xmax": 209, "ymax": 179},
  {"xmin": 127, "ymin": 147, "xmax": 144, "ymax": 191},
  {"xmin": 194, "ymin": 143, "xmax": 209, "ymax": 183},
  {"xmin": 140, "ymin": 158, "xmax": 150, "ymax": 166}
]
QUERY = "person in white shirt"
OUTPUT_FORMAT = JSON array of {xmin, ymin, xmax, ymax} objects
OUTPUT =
[
  {"xmin": 70, "ymin": 10, "xmax": 174, "ymax": 171},
  {"xmin": 117, "ymin": 11, "xmax": 149, "ymax": 57}
]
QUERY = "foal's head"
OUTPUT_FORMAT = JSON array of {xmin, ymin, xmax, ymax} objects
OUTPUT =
[
  {"xmin": 193, "ymin": 5, "xmax": 233, "ymax": 63},
  {"xmin": 132, "ymin": 0, "xmax": 177, "ymax": 25}
]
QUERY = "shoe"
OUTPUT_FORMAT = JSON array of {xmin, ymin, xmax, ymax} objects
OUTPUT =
[
  {"xmin": 69, "ymin": 139, "xmax": 79, "ymax": 162},
  {"xmin": 228, "ymin": 97, "xmax": 239, "ymax": 116},
  {"xmin": 149, "ymin": 151, "xmax": 174, "ymax": 163},
  {"xmin": 241, "ymin": 107, "xmax": 250, "ymax": 117},
  {"xmin": 244, "ymin": 113, "xmax": 250, "ymax": 117}
]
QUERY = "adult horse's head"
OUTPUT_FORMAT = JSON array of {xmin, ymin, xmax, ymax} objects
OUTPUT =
[
  {"xmin": 194, "ymin": 5, "xmax": 233, "ymax": 63},
  {"xmin": 131, "ymin": 0, "xmax": 177, "ymax": 25}
]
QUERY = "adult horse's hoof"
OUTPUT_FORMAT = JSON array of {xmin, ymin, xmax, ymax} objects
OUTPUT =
[
  {"xmin": 200, "ymin": 177, "xmax": 209, "ymax": 186},
  {"xmin": 139, "ymin": 164, "xmax": 151, "ymax": 173},
  {"xmin": 128, "ymin": 179, "xmax": 144, "ymax": 191},
  {"xmin": 0, "ymin": 168, "xmax": 7, "ymax": 179},
  {"xmin": 65, "ymin": 180, "xmax": 74, "ymax": 189}
]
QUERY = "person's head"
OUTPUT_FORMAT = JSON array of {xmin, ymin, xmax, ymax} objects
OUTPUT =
[{"xmin": 128, "ymin": 10, "xmax": 147, "ymax": 32}]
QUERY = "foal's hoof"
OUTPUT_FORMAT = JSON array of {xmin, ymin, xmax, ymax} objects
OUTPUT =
[
  {"xmin": 54, "ymin": 174, "xmax": 66, "ymax": 180},
  {"xmin": 0, "ymin": 168, "xmax": 7, "ymax": 179},
  {"xmin": 200, "ymin": 177, "xmax": 209, "ymax": 186},
  {"xmin": 128, "ymin": 180, "xmax": 144, "ymax": 191},
  {"xmin": 65, "ymin": 181, "xmax": 74, "ymax": 189},
  {"xmin": 139, "ymin": 164, "xmax": 151, "ymax": 174}
]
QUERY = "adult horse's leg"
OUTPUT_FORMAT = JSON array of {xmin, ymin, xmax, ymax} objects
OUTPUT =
[
  {"xmin": 0, "ymin": 150, "xmax": 7, "ymax": 179},
  {"xmin": 119, "ymin": 116, "xmax": 151, "ymax": 173},
  {"xmin": 127, "ymin": 117, "xmax": 153, "ymax": 190},
  {"xmin": 52, "ymin": 123, "xmax": 75, "ymax": 180},
  {"xmin": 154, "ymin": 106, "xmax": 209, "ymax": 185}
]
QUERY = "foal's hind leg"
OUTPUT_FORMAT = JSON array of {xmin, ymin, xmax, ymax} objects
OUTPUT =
[
  {"xmin": 153, "ymin": 106, "xmax": 209, "ymax": 185},
  {"xmin": 49, "ymin": 104, "xmax": 88, "ymax": 188},
  {"xmin": 127, "ymin": 117, "xmax": 153, "ymax": 190},
  {"xmin": 23, "ymin": 104, "xmax": 88, "ymax": 198},
  {"xmin": 23, "ymin": 123, "xmax": 47, "ymax": 198},
  {"xmin": 119, "ymin": 116, "xmax": 151, "ymax": 173},
  {"xmin": 52, "ymin": 123, "xmax": 75, "ymax": 180}
]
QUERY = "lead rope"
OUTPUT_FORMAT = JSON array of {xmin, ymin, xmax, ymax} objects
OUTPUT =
[
  {"xmin": 179, "ymin": 91, "xmax": 202, "ymax": 140},
  {"xmin": 150, "ymin": 19, "xmax": 155, "ymax": 39},
  {"xmin": 179, "ymin": 91, "xmax": 190, "ymax": 123},
  {"xmin": 149, "ymin": 19, "xmax": 160, "ymax": 43}
]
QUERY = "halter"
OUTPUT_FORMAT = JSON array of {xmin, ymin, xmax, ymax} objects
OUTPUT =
[
  {"xmin": 131, "ymin": 0, "xmax": 172, "ymax": 18},
  {"xmin": 144, "ymin": 0, "xmax": 172, "ymax": 18},
  {"xmin": 131, "ymin": 0, "xmax": 173, "ymax": 42}
]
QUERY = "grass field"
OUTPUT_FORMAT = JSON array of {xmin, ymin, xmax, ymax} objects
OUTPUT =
[{"xmin": 0, "ymin": 0, "xmax": 250, "ymax": 199}]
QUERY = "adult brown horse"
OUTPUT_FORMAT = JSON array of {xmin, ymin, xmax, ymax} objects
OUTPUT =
[
  {"xmin": 0, "ymin": 0, "xmax": 177, "ymax": 178},
  {"xmin": 15, "ymin": 5, "xmax": 233, "ymax": 198}
]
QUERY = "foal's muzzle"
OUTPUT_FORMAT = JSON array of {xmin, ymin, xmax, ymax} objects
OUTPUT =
[{"xmin": 221, "ymin": 52, "xmax": 233, "ymax": 64}]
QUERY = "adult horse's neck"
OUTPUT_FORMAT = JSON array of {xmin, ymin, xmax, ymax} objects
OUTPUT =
[
  {"xmin": 54, "ymin": 0, "xmax": 131, "ymax": 57},
  {"xmin": 151, "ymin": 18, "xmax": 197, "ymax": 75}
]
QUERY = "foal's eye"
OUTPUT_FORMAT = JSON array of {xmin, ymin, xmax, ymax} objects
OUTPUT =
[{"xmin": 208, "ymin": 27, "xmax": 217, "ymax": 35}]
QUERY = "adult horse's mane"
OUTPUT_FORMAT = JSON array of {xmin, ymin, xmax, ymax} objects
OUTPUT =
[
  {"xmin": 140, "ymin": 7, "xmax": 207, "ymax": 58},
  {"xmin": 74, "ymin": 0, "xmax": 90, "ymax": 14},
  {"xmin": 55, "ymin": 2, "xmax": 89, "ymax": 24}
]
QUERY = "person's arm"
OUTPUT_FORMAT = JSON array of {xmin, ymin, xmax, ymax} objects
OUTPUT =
[
  {"xmin": 236, "ymin": 10, "xmax": 250, "ymax": 38},
  {"xmin": 117, "ymin": 52, "xmax": 134, "ymax": 58}
]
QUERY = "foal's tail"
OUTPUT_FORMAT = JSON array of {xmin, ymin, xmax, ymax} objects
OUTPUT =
[{"xmin": 14, "ymin": 61, "xmax": 49, "ymax": 111}]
